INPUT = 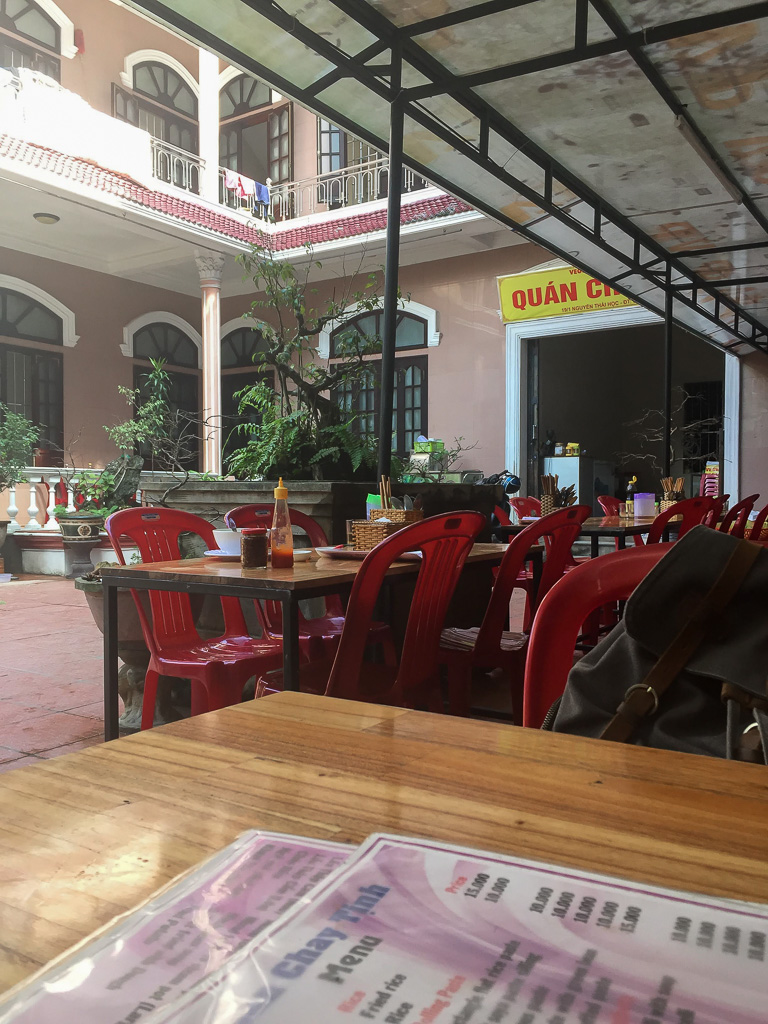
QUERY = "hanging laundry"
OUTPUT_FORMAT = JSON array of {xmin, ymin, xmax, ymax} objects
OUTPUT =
[
  {"xmin": 254, "ymin": 181, "xmax": 270, "ymax": 206},
  {"xmin": 223, "ymin": 169, "xmax": 257, "ymax": 199}
]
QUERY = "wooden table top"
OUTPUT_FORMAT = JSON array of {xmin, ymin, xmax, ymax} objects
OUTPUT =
[
  {"xmin": 2, "ymin": 691, "xmax": 768, "ymax": 995},
  {"xmin": 500, "ymin": 516, "xmax": 656, "ymax": 537},
  {"xmin": 99, "ymin": 542, "xmax": 505, "ymax": 592}
]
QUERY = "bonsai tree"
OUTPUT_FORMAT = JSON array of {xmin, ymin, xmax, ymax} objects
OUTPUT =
[
  {"xmin": 0, "ymin": 403, "xmax": 39, "ymax": 492},
  {"xmin": 228, "ymin": 241, "xmax": 398, "ymax": 480},
  {"xmin": 105, "ymin": 358, "xmax": 210, "ymax": 504}
]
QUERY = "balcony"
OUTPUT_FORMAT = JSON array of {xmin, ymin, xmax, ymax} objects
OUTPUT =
[
  {"xmin": 151, "ymin": 138, "xmax": 203, "ymax": 194},
  {"xmin": 218, "ymin": 157, "xmax": 430, "ymax": 222}
]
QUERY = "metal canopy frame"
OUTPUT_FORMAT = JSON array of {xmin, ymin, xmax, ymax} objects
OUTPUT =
[{"xmin": 127, "ymin": 0, "xmax": 768, "ymax": 476}]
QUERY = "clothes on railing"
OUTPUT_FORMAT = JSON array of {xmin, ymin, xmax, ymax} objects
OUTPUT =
[{"xmin": 223, "ymin": 169, "xmax": 270, "ymax": 207}]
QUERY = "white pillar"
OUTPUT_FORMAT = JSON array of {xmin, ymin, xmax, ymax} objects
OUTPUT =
[
  {"xmin": 195, "ymin": 252, "xmax": 225, "ymax": 476},
  {"xmin": 6, "ymin": 485, "xmax": 19, "ymax": 533},
  {"xmin": 44, "ymin": 473, "xmax": 60, "ymax": 530},
  {"xmin": 198, "ymin": 47, "xmax": 220, "ymax": 204},
  {"xmin": 26, "ymin": 480, "xmax": 41, "ymax": 530}
]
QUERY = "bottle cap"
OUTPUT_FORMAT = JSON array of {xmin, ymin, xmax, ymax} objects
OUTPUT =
[
  {"xmin": 242, "ymin": 526, "xmax": 267, "ymax": 535},
  {"xmin": 274, "ymin": 476, "xmax": 288, "ymax": 500}
]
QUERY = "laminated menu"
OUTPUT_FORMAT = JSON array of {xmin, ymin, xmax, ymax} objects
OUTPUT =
[
  {"xmin": 147, "ymin": 833, "xmax": 768, "ymax": 1024},
  {"xmin": 0, "ymin": 831, "xmax": 350, "ymax": 1024}
]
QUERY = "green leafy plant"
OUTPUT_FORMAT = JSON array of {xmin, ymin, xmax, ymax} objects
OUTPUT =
[
  {"xmin": 400, "ymin": 437, "xmax": 479, "ymax": 484},
  {"xmin": 228, "ymin": 242, "xmax": 403, "ymax": 480},
  {"xmin": 0, "ymin": 403, "xmax": 39, "ymax": 491},
  {"xmin": 104, "ymin": 359, "xmax": 212, "ymax": 503}
]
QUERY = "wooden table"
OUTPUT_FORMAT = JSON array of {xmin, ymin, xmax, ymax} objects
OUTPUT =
[
  {"xmin": 99, "ymin": 544, "xmax": 506, "ymax": 741},
  {"xmin": 2, "ymin": 691, "xmax": 768, "ymax": 996},
  {"xmin": 500, "ymin": 516, "xmax": 657, "ymax": 557}
]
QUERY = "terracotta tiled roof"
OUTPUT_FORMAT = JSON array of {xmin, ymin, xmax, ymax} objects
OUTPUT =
[{"xmin": 0, "ymin": 134, "xmax": 472, "ymax": 249}]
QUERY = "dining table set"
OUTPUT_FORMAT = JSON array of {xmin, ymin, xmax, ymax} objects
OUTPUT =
[{"xmin": 0, "ymin": 489, "xmax": 767, "ymax": 1019}]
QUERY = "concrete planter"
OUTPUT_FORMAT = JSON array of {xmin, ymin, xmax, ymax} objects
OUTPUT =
[
  {"xmin": 56, "ymin": 512, "xmax": 103, "ymax": 539},
  {"xmin": 142, "ymin": 479, "xmax": 503, "ymax": 544}
]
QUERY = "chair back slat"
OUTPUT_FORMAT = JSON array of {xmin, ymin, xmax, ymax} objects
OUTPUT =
[
  {"xmin": 646, "ymin": 496, "xmax": 715, "ymax": 544},
  {"xmin": 105, "ymin": 508, "xmax": 216, "ymax": 647},
  {"xmin": 523, "ymin": 545, "xmax": 671, "ymax": 728},
  {"xmin": 325, "ymin": 511, "xmax": 485, "ymax": 704},
  {"xmin": 718, "ymin": 493, "xmax": 759, "ymax": 539}
]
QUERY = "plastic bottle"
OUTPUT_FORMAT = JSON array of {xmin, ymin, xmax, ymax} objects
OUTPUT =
[
  {"xmin": 626, "ymin": 475, "xmax": 637, "ymax": 517},
  {"xmin": 270, "ymin": 477, "xmax": 294, "ymax": 568}
]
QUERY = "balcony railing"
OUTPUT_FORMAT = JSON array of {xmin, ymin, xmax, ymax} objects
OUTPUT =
[
  {"xmin": 151, "ymin": 138, "xmax": 204, "ymax": 195},
  {"xmin": 218, "ymin": 157, "xmax": 430, "ymax": 222}
]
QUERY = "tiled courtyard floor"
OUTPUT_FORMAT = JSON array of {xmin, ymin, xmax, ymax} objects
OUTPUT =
[
  {"xmin": 0, "ymin": 572, "xmax": 528, "ymax": 773},
  {"xmin": 0, "ymin": 577, "xmax": 106, "ymax": 772}
]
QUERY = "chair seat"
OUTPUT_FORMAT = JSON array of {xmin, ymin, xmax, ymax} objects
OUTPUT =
[
  {"xmin": 439, "ymin": 626, "xmax": 527, "ymax": 654},
  {"xmin": 256, "ymin": 659, "xmax": 402, "ymax": 704},
  {"xmin": 158, "ymin": 634, "xmax": 282, "ymax": 673}
]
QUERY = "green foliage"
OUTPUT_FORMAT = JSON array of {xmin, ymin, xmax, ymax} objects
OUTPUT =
[
  {"xmin": 226, "ymin": 380, "xmax": 379, "ymax": 480},
  {"xmin": 0, "ymin": 403, "xmax": 39, "ymax": 491},
  {"xmin": 229, "ymin": 242, "xmax": 406, "ymax": 480}
]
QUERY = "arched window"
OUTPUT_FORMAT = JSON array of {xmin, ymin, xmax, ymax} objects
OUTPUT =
[
  {"xmin": 220, "ymin": 74, "xmax": 270, "ymax": 119},
  {"xmin": 330, "ymin": 310, "xmax": 427, "ymax": 358},
  {"xmin": 113, "ymin": 58, "xmax": 198, "ymax": 157},
  {"xmin": 129, "ymin": 319, "xmax": 200, "ymax": 470},
  {"xmin": 0, "ymin": 0, "xmax": 61, "ymax": 80},
  {"xmin": 0, "ymin": 285, "xmax": 64, "ymax": 454},
  {"xmin": 220, "ymin": 325, "xmax": 272, "ymax": 464},
  {"xmin": 219, "ymin": 72, "xmax": 291, "ymax": 188},
  {"xmin": 330, "ymin": 311, "xmax": 429, "ymax": 457}
]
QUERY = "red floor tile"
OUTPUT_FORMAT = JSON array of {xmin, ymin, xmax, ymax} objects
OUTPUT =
[
  {"xmin": 0, "ymin": 754, "xmax": 42, "ymax": 773},
  {"xmin": 37, "ymin": 736, "xmax": 103, "ymax": 758},
  {"xmin": 0, "ymin": 710, "xmax": 102, "ymax": 754},
  {"xmin": 0, "ymin": 674, "xmax": 102, "ymax": 710}
]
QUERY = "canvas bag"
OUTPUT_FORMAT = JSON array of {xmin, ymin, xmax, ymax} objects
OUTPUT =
[{"xmin": 549, "ymin": 525, "xmax": 768, "ymax": 762}]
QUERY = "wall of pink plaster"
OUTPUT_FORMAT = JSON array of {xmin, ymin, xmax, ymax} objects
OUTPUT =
[
  {"xmin": 58, "ymin": 0, "xmax": 198, "ymax": 116},
  {"xmin": 740, "ymin": 355, "xmax": 768, "ymax": 497},
  {"xmin": 0, "ymin": 247, "xmax": 200, "ymax": 467},
  {"xmin": 222, "ymin": 241, "xmax": 542, "ymax": 476}
]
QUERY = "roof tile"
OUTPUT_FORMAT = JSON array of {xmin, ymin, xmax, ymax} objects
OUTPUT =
[{"xmin": 0, "ymin": 134, "xmax": 471, "ymax": 250}]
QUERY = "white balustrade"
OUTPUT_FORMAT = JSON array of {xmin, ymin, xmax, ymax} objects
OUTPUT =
[
  {"xmin": 25, "ymin": 478, "xmax": 41, "ymax": 530},
  {"xmin": 6, "ymin": 485, "xmax": 19, "ymax": 533},
  {"xmin": 43, "ymin": 472, "xmax": 60, "ymax": 530},
  {"xmin": 66, "ymin": 478, "xmax": 77, "ymax": 514}
]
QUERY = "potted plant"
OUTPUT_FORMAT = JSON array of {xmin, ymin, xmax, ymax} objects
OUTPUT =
[
  {"xmin": 0, "ymin": 403, "xmax": 39, "ymax": 546},
  {"xmin": 55, "ymin": 455, "xmax": 144, "ymax": 537},
  {"xmin": 227, "ymin": 241, "xmax": 391, "ymax": 482}
]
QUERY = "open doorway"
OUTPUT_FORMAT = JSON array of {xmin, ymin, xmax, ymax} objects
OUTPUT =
[{"xmin": 526, "ymin": 324, "xmax": 724, "ymax": 509}]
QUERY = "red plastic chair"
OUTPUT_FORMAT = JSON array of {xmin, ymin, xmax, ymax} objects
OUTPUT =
[
  {"xmin": 493, "ymin": 504, "xmax": 512, "ymax": 526},
  {"xmin": 256, "ymin": 511, "xmax": 486, "ymax": 709},
  {"xmin": 702, "ymin": 494, "xmax": 729, "ymax": 528},
  {"xmin": 645, "ymin": 496, "xmax": 715, "ymax": 544},
  {"xmin": 224, "ymin": 503, "xmax": 396, "ymax": 664},
  {"xmin": 508, "ymin": 496, "xmax": 541, "ymax": 520},
  {"xmin": 717, "ymin": 493, "xmax": 759, "ymax": 539},
  {"xmin": 105, "ymin": 508, "xmax": 283, "ymax": 730},
  {"xmin": 523, "ymin": 544, "xmax": 671, "ymax": 729},
  {"xmin": 438, "ymin": 505, "xmax": 591, "ymax": 721},
  {"xmin": 597, "ymin": 494, "xmax": 643, "ymax": 550},
  {"xmin": 748, "ymin": 502, "xmax": 768, "ymax": 541}
]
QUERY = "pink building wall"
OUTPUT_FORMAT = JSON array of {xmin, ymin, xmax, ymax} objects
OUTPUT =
[
  {"xmin": 0, "ymin": 246, "xmax": 199, "ymax": 468},
  {"xmin": 57, "ymin": 0, "xmax": 198, "ymax": 116},
  {"xmin": 740, "ymin": 354, "xmax": 768, "ymax": 497}
]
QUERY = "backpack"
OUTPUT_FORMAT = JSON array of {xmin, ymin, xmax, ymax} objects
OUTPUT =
[{"xmin": 548, "ymin": 526, "xmax": 768, "ymax": 762}]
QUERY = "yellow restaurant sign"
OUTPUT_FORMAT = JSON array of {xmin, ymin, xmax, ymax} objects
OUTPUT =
[{"xmin": 497, "ymin": 265, "xmax": 635, "ymax": 323}]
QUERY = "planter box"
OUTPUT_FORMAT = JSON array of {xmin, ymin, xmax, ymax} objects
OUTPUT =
[{"xmin": 140, "ymin": 480, "xmax": 503, "ymax": 544}]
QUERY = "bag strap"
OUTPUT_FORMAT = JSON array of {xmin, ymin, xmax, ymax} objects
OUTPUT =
[{"xmin": 600, "ymin": 539, "xmax": 761, "ymax": 744}]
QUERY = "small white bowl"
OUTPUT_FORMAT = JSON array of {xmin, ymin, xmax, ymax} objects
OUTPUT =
[
  {"xmin": 293, "ymin": 548, "xmax": 313, "ymax": 562},
  {"xmin": 212, "ymin": 529, "xmax": 241, "ymax": 555}
]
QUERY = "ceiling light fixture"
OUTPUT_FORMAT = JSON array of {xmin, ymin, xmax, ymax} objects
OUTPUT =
[
  {"xmin": 674, "ymin": 116, "xmax": 743, "ymax": 205},
  {"xmin": 32, "ymin": 212, "xmax": 60, "ymax": 225}
]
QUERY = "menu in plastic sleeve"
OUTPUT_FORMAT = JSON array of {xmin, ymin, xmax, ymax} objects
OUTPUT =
[
  {"xmin": 150, "ymin": 833, "xmax": 768, "ymax": 1023},
  {"xmin": 0, "ymin": 832, "xmax": 350, "ymax": 1024}
]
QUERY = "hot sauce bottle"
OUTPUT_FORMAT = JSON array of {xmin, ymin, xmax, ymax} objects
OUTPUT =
[{"xmin": 270, "ymin": 477, "xmax": 294, "ymax": 568}]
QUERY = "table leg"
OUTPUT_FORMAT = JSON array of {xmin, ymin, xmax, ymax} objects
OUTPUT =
[
  {"xmin": 530, "ymin": 550, "xmax": 543, "ymax": 605},
  {"xmin": 618, "ymin": 534, "xmax": 627, "ymax": 550},
  {"xmin": 103, "ymin": 581, "xmax": 120, "ymax": 742},
  {"xmin": 282, "ymin": 597, "xmax": 301, "ymax": 691},
  {"xmin": 591, "ymin": 535, "xmax": 599, "ymax": 558}
]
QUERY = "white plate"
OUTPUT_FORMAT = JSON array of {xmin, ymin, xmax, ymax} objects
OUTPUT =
[
  {"xmin": 203, "ymin": 549, "xmax": 241, "ymax": 561},
  {"xmin": 293, "ymin": 548, "xmax": 313, "ymax": 562},
  {"xmin": 315, "ymin": 546, "xmax": 422, "ymax": 561}
]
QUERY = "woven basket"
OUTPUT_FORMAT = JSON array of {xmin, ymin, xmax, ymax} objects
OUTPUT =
[
  {"xmin": 350, "ymin": 519, "xmax": 403, "ymax": 550},
  {"xmin": 540, "ymin": 494, "xmax": 555, "ymax": 517},
  {"xmin": 367, "ymin": 508, "xmax": 424, "ymax": 526}
]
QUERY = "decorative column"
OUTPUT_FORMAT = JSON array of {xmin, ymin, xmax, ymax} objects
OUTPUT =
[
  {"xmin": 196, "ymin": 252, "xmax": 225, "ymax": 476},
  {"xmin": 198, "ymin": 47, "xmax": 220, "ymax": 204}
]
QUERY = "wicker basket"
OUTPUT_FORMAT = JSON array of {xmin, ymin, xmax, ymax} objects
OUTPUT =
[
  {"xmin": 540, "ymin": 494, "xmax": 555, "ymax": 517},
  {"xmin": 350, "ymin": 519, "xmax": 403, "ymax": 550},
  {"xmin": 367, "ymin": 508, "xmax": 424, "ymax": 526},
  {"xmin": 660, "ymin": 499, "xmax": 677, "ymax": 513}
]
